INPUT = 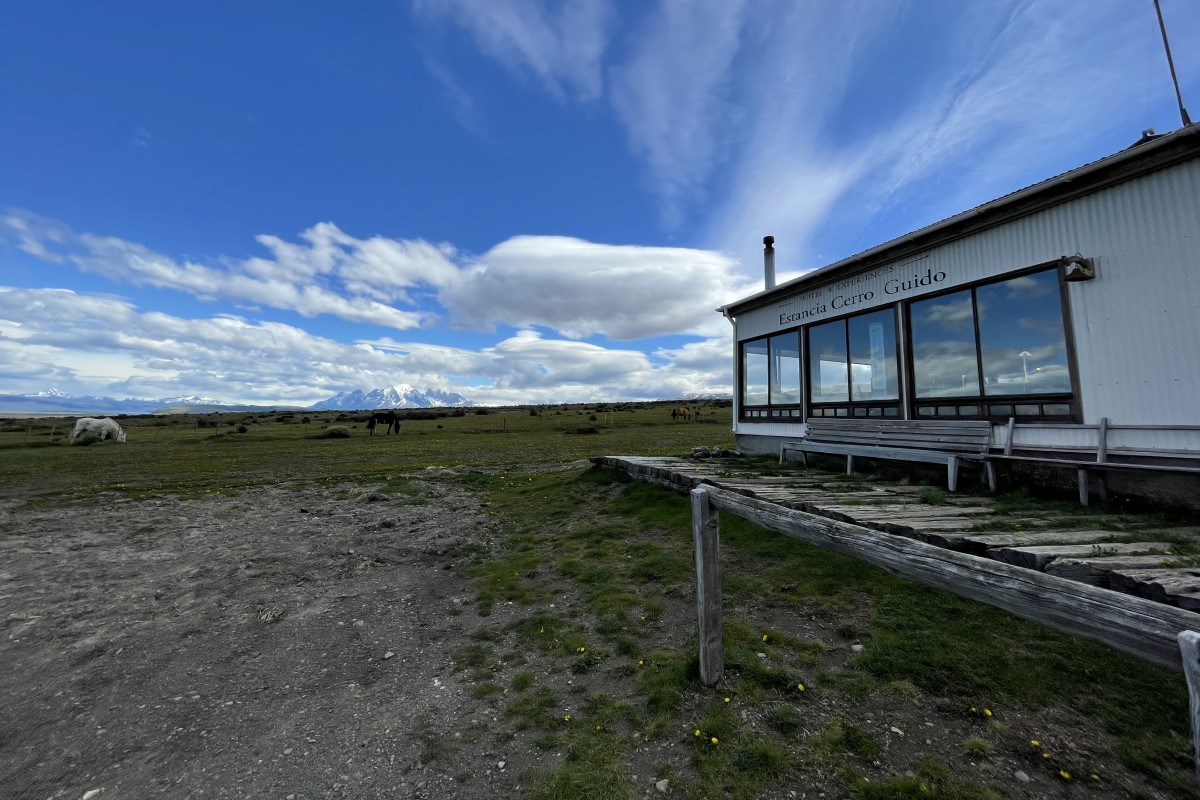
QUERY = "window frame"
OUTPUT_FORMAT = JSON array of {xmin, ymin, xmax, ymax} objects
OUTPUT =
[
  {"xmin": 736, "ymin": 259, "xmax": 1080, "ymax": 424},
  {"xmin": 902, "ymin": 261, "xmax": 1079, "ymax": 422}
]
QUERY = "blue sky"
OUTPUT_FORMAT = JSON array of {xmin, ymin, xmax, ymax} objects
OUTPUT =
[{"xmin": 2, "ymin": 0, "xmax": 1197, "ymax": 406}]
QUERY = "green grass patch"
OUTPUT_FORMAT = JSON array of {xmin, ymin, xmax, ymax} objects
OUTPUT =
[
  {"xmin": 637, "ymin": 648, "xmax": 696, "ymax": 713},
  {"xmin": 527, "ymin": 724, "xmax": 636, "ymax": 800},
  {"xmin": 470, "ymin": 682, "xmax": 505, "ymax": 700},
  {"xmin": 503, "ymin": 686, "xmax": 558, "ymax": 731},
  {"xmin": 850, "ymin": 757, "xmax": 1002, "ymax": 800},
  {"xmin": 809, "ymin": 718, "xmax": 881, "ymax": 762},
  {"xmin": 452, "ymin": 643, "xmax": 492, "ymax": 671}
]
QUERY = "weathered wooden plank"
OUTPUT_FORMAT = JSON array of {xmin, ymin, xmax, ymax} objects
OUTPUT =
[
  {"xmin": 1176, "ymin": 631, "xmax": 1200, "ymax": 786},
  {"xmin": 960, "ymin": 530, "xmax": 1127, "ymax": 555},
  {"xmin": 1111, "ymin": 569, "xmax": 1200, "ymax": 607},
  {"xmin": 906, "ymin": 531, "xmax": 973, "ymax": 548},
  {"xmin": 1045, "ymin": 555, "xmax": 1180, "ymax": 585},
  {"xmin": 691, "ymin": 487, "xmax": 723, "ymax": 686},
  {"xmin": 992, "ymin": 542, "xmax": 1175, "ymax": 571},
  {"xmin": 700, "ymin": 485, "xmax": 1200, "ymax": 670}
]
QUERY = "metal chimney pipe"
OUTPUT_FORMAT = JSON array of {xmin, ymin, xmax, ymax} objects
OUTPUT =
[{"xmin": 763, "ymin": 236, "xmax": 776, "ymax": 290}]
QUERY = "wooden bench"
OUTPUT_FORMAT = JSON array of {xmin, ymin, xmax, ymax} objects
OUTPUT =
[
  {"xmin": 989, "ymin": 417, "xmax": 1200, "ymax": 505},
  {"xmin": 779, "ymin": 418, "xmax": 995, "ymax": 492}
]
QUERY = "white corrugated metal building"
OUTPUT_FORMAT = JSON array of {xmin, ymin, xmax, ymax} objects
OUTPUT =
[{"xmin": 719, "ymin": 123, "xmax": 1200, "ymax": 504}]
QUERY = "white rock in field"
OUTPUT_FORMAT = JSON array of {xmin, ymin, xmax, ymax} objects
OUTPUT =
[{"xmin": 656, "ymin": 778, "xmax": 670, "ymax": 792}]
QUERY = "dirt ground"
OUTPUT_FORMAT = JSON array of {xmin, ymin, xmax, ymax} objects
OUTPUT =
[
  {"xmin": 0, "ymin": 479, "xmax": 530, "ymax": 800},
  {"xmin": 1, "ymin": 474, "xmax": 1192, "ymax": 800}
]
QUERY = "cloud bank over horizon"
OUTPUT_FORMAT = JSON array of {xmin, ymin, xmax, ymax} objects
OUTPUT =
[{"xmin": 1, "ymin": 211, "xmax": 746, "ymax": 405}]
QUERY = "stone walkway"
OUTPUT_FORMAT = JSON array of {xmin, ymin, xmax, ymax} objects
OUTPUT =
[{"xmin": 594, "ymin": 455, "xmax": 1200, "ymax": 611}]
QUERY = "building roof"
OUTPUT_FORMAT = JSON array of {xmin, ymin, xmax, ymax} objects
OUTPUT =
[{"xmin": 720, "ymin": 123, "xmax": 1200, "ymax": 317}]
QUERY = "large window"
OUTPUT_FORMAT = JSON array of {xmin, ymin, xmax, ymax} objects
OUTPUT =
[
  {"xmin": 807, "ymin": 308, "xmax": 899, "ymax": 417},
  {"xmin": 908, "ymin": 267, "xmax": 1071, "ymax": 418},
  {"xmin": 808, "ymin": 320, "xmax": 849, "ymax": 403},
  {"xmin": 741, "ymin": 333, "xmax": 802, "ymax": 419},
  {"xmin": 738, "ymin": 263, "xmax": 1074, "ymax": 423},
  {"xmin": 741, "ymin": 339, "xmax": 769, "ymax": 407},
  {"xmin": 910, "ymin": 289, "xmax": 981, "ymax": 397},
  {"xmin": 769, "ymin": 332, "xmax": 801, "ymax": 405}
]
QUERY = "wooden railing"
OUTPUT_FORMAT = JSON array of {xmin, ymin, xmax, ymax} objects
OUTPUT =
[{"xmin": 689, "ymin": 484, "xmax": 1200, "ymax": 783}]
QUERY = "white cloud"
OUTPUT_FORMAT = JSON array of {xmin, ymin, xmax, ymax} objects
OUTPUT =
[
  {"xmin": 705, "ymin": 0, "xmax": 1177, "ymax": 275},
  {"xmin": 6, "ymin": 213, "xmax": 750, "ymax": 343},
  {"xmin": 0, "ymin": 286, "xmax": 730, "ymax": 405},
  {"xmin": 441, "ymin": 235, "xmax": 754, "ymax": 339},
  {"xmin": 422, "ymin": 0, "xmax": 1193, "ymax": 289},
  {"xmin": 5, "ymin": 213, "xmax": 451, "ymax": 331},
  {"xmin": 608, "ymin": 0, "xmax": 748, "ymax": 228},
  {"xmin": 414, "ymin": 0, "xmax": 613, "ymax": 101}
]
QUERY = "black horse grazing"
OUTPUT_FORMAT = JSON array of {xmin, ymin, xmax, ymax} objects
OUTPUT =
[{"xmin": 367, "ymin": 410, "xmax": 402, "ymax": 435}]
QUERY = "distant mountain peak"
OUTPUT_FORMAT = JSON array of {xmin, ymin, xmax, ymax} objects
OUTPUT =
[{"xmin": 309, "ymin": 385, "xmax": 472, "ymax": 411}]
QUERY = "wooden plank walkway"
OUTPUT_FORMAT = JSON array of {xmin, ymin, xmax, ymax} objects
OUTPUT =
[{"xmin": 595, "ymin": 455, "xmax": 1200, "ymax": 610}]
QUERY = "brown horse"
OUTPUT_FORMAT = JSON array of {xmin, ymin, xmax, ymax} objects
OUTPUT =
[
  {"xmin": 670, "ymin": 406, "xmax": 692, "ymax": 422},
  {"xmin": 367, "ymin": 410, "xmax": 402, "ymax": 435}
]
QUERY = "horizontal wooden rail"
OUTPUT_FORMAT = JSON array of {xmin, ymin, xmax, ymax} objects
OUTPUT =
[
  {"xmin": 692, "ymin": 484, "xmax": 1200, "ymax": 671},
  {"xmin": 687, "ymin": 477, "xmax": 1200, "ymax": 785}
]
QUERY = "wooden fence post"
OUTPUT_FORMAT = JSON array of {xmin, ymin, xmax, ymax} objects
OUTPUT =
[
  {"xmin": 691, "ymin": 486, "xmax": 724, "ymax": 686},
  {"xmin": 1178, "ymin": 630, "xmax": 1200, "ymax": 787}
]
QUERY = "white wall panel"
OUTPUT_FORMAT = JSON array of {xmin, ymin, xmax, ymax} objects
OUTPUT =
[{"xmin": 732, "ymin": 158, "xmax": 1200, "ymax": 442}]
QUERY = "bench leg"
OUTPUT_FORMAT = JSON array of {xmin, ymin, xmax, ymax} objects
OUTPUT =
[
  {"xmin": 846, "ymin": 454, "xmax": 854, "ymax": 476},
  {"xmin": 984, "ymin": 461, "xmax": 997, "ymax": 493},
  {"xmin": 1077, "ymin": 467, "xmax": 1089, "ymax": 506},
  {"xmin": 779, "ymin": 443, "xmax": 785, "ymax": 465},
  {"xmin": 947, "ymin": 456, "xmax": 959, "ymax": 493}
]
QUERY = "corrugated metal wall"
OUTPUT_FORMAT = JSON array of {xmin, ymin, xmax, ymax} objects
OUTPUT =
[{"xmin": 732, "ymin": 157, "xmax": 1200, "ymax": 444}]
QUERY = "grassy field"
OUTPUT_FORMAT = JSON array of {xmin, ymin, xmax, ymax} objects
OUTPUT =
[
  {"xmin": 2, "ymin": 401, "xmax": 1196, "ymax": 799},
  {"xmin": 0, "ymin": 402, "xmax": 731, "ymax": 502}
]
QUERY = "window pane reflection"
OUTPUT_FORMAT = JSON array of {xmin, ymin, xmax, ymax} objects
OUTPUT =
[
  {"xmin": 742, "ymin": 339, "xmax": 769, "ymax": 406},
  {"xmin": 808, "ymin": 320, "xmax": 849, "ymax": 402},
  {"xmin": 977, "ymin": 269, "xmax": 1070, "ymax": 395},
  {"xmin": 769, "ymin": 332, "xmax": 801, "ymax": 405},
  {"xmin": 910, "ymin": 288, "xmax": 980, "ymax": 398},
  {"xmin": 849, "ymin": 309, "xmax": 898, "ymax": 401}
]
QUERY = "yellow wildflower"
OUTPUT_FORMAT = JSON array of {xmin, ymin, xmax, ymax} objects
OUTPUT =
[
  {"xmin": 983, "ymin": 709, "xmax": 992, "ymax": 717},
  {"xmin": 724, "ymin": 697, "xmax": 731, "ymax": 703},
  {"xmin": 1042, "ymin": 752, "xmax": 1051, "ymax": 759},
  {"xmin": 710, "ymin": 737, "xmax": 719, "ymax": 745},
  {"xmin": 761, "ymin": 634, "xmax": 769, "ymax": 642},
  {"xmin": 796, "ymin": 683, "xmax": 805, "ymax": 691},
  {"xmin": 1030, "ymin": 739, "xmax": 1039, "ymax": 747},
  {"xmin": 1059, "ymin": 770, "xmax": 1071, "ymax": 781},
  {"xmin": 563, "ymin": 714, "xmax": 571, "ymax": 722},
  {"xmin": 694, "ymin": 729, "xmax": 701, "ymax": 737}
]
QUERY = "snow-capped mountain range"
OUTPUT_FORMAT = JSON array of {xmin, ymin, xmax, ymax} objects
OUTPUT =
[
  {"xmin": 0, "ymin": 385, "xmax": 472, "ymax": 415},
  {"xmin": 309, "ymin": 384, "xmax": 471, "ymax": 410}
]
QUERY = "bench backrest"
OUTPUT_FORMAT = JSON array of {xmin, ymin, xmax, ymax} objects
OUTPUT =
[{"xmin": 804, "ymin": 418, "xmax": 992, "ymax": 454}]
